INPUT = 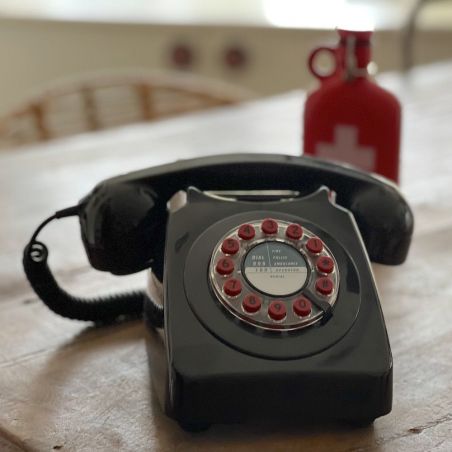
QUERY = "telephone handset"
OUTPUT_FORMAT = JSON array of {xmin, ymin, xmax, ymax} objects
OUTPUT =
[{"xmin": 23, "ymin": 153, "xmax": 413, "ymax": 429}]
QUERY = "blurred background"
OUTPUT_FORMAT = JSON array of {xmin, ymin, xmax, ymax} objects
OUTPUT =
[
  {"xmin": 2, "ymin": 0, "xmax": 452, "ymax": 109},
  {"xmin": 1, "ymin": 0, "xmax": 452, "ymax": 147}
]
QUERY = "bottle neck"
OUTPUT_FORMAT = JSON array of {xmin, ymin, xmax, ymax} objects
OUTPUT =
[{"xmin": 338, "ymin": 35, "xmax": 371, "ymax": 79}]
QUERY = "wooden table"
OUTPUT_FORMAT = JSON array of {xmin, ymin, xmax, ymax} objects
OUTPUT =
[{"xmin": 1, "ymin": 62, "xmax": 452, "ymax": 451}]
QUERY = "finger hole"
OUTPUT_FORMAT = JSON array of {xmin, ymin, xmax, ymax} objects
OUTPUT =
[{"xmin": 311, "ymin": 48, "xmax": 337, "ymax": 79}]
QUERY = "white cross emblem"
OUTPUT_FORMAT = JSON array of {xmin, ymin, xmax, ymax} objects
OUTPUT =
[{"xmin": 315, "ymin": 125, "xmax": 376, "ymax": 172}]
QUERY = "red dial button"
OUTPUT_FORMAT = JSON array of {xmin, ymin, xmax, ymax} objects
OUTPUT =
[
  {"xmin": 268, "ymin": 301, "xmax": 286, "ymax": 320},
  {"xmin": 306, "ymin": 237, "xmax": 323, "ymax": 254},
  {"xmin": 261, "ymin": 218, "xmax": 278, "ymax": 235},
  {"xmin": 286, "ymin": 223, "xmax": 303, "ymax": 240},
  {"xmin": 293, "ymin": 297, "xmax": 312, "ymax": 317},
  {"xmin": 238, "ymin": 224, "xmax": 255, "ymax": 240},
  {"xmin": 223, "ymin": 278, "xmax": 242, "ymax": 297},
  {"xmin": 242, "ymin": 294, "xmax": 262, "ymax": 313},
  {"xmin": 221, "ymin": 237, "xmax": 240, "ymax": 255},
  {"xmin": 316, "ymin": 256, "xmax": 334, "ymax": 274},
  {"xmin": 216, "ymin": 257, "xmax": 234, "ymax": 275},
  {"xmin": 316, "ymin": 277, "xmax": 334, "ymax": 295}
]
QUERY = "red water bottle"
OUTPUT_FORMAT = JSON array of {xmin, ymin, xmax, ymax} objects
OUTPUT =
[{"xmin": 303, "ymin": 29, "xmax": 401, "ymax": 183}]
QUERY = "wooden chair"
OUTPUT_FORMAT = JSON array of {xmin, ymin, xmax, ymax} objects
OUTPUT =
[{"xmin": 0, "ymin": 71, "xmax": 253, "ymax": 149}]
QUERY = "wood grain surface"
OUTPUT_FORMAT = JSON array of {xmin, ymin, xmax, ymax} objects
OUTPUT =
[{"xmin": 1, "ymin": 62, "xmax": 452, "ymax": 451}]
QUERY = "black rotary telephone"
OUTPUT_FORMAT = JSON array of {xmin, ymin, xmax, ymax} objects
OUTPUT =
[{"xmin": 23, "ymin": 153, "xmax": 413, "ymax": 431}]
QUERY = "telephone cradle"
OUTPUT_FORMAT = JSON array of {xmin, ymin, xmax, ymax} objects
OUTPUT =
[{"xmin": 23, "ymin": 153, "xmax": 414, "ymax": 431}]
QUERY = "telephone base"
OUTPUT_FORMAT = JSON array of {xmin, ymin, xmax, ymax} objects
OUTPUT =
[{"xmin": 144, "ymin": 187, "xmax": 394, "ymax": 429}]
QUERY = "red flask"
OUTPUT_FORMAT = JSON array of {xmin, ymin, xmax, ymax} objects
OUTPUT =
[{"xmin": 303, "ymin": 29, "xmax": 401, "ymax": 183}]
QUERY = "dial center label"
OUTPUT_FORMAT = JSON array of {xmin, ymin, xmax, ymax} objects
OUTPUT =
[{"xmin": 243, "ymin": 241, "xmax": 308, "ymax": 296}]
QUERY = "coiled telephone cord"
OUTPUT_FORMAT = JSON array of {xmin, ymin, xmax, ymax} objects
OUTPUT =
[{"xmin": 23, "ymin": 207, "xmax": 164, "ymax": 327}]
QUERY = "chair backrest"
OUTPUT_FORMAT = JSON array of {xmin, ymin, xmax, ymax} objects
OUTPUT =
[{"xmin": 0, "ymin": 71, "xmax": 253, "ymax": 149}]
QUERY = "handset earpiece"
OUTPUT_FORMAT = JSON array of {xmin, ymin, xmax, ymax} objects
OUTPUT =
[
  {"xmin": 347, "ymin": 183, "xmax": 413, "ymax": 265},
  {"xmin": 79, "ymin": 182, "xmax": 167, "ymax": 279}
]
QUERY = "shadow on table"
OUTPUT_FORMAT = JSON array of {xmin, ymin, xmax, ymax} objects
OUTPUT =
[
  {"xmin": 21, "ymin": 321, "xmax": 377, "ymax": 451},
  {"xmin": 150, "ymin": 389, "xmax": 377, "ymax": 452}
]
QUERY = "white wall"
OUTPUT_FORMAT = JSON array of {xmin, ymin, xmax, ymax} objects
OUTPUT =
[{"xmin": 1, "ymin": 17, "xmax": 451, "ymax": 114}]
